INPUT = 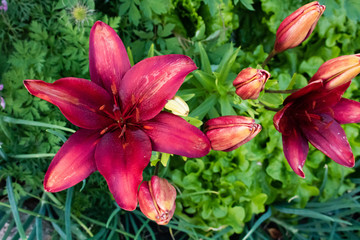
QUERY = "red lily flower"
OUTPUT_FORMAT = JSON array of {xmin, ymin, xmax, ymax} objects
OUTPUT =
[
  {"xmin": 273, "ymin": 80, "xmax": 360, "ymax": 178},
  {"xmin": 24, "ymin": 21, "xmax": 210, "ymax": 211}
]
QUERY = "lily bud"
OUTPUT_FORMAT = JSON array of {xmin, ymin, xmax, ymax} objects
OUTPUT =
[
  {"xmin": 274, "ymin": 1, "xmax": 325, "ymax": 53},
  {"xmin": 138, "ymin": 176, "xmax": 176, "ymax": 225},
  {"xmin": 164, "ymin": 96, "xmax": 189, "ymax": 116},
  {"xmin": 204, "ymin": 116, "xmax": 261, "ymax": 152},
  {"xmin": 233, "ymin": 68, "xmax": 270, "ymax": 100},
  {"xmin": 310, "ymin": 54, "xmax": 360, "ymax": 90}
]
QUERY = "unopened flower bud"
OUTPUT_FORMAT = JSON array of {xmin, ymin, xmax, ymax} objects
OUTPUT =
[
  {"xmin": 164, "ymin": 96, "xmax": 189, "ymax": 116},
  {"xmin": 233, "ymin": 68, "xmax": 270, "ymax": 100},
  {"xmin": 204, "ymin": 116, "xmax": 261, "ymax": 152},
  {"xmin": 138, "ymin": 176, "xmax": 176, "ymax": 225},
  {"xmin": 274, "ymin": 1, "xmax": 325, "ymax": 53},
  {"xmin": 310, "ymin": 54, "xmax": 360, "ymax": 90}
]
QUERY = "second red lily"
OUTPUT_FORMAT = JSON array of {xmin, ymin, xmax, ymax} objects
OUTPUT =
[{"xmin": 274, "ymin": 80, "xmax": 360, "ymax": 178}]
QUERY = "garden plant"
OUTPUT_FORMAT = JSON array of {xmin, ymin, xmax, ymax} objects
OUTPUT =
[{"xmin": 0, "ymin": 0, "xmax": 360, "ymax": 239}]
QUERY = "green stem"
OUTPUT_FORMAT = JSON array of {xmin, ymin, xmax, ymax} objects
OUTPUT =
[
  {"xmin": 8, "ymin": 153, "xmax": 56, "ymax": 159},
  {"xmin": 1, "ymin": 116, "xmax": 75, "ymax": 133},
  {"xmin": 259, "ymin": 101, "xmax": 282, "ymax": 112},
  {"xmin": 177, "ymin": 190, "xmax": 219, "ymax": 199},
  {"xmin": 0, "ymin": 201, "xmax": 60, "ymax": 223},
  {"xmin": 79, "ymin": 214, "xmax": 136, "ymax": 238},
  {"xmin": 154, "ymin": 161, "xmax": 160, "ymax": 176},
  {"xmin": 265, "ymin": 89, "xmax": 298, "ymax": 94},
  {"xmin": 261, "ymin": 49, "xmax": 277, "ymax": 68}
]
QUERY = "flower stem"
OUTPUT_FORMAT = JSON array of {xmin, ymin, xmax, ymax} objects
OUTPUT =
[
  {"xmin": 154, "ymin": 161, "xmax": 160, "ymax": 176},
  {"xmin": 259, "ymin": 101, "xmax": 282, "ymax": 112},
  {"xmin": 265, "ymin": 89, "xmax": 298, "ymax": 94},
  {"xmin": 261, "ymin": 49, "xmax": 277, "ymax": 68}
]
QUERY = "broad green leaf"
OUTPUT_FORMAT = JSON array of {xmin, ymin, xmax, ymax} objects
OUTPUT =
[
  {"xmin": 158, "ymin": 23, "xmax": 175, "ymax": 37},
  {"xmin": 299, "ymin": 56, "xmax": 324, "ymax": 77},
  {"xmin": 129, "ymin": 3, "xmax": 141, "ymax": 26},
  {"xmin": 225, "ymin": 206, "xmax": 245, "ymax": 233},
  {"xmin": 251, "ymin": 193, "xmax": 268, "ymax": 214}
]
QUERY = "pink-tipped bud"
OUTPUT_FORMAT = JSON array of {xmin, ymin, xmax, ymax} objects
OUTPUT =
[
  {"xmin": 204, "ymin": 116, "xmax": 262, "ymax": 152},
  {"xmin": 138, "ymin": 176, "xmax": 176, "ymax": 225},
  {"xmin": 309, "ymin": 54, "xmax": 360, "ymax": 90},
  {"xmin": 274, "ymin": 1, "xmax": 325, "ymax": 53},
  {"xmin": 233, "ymin": 68, "xmax": 270, "ymax": 100}
]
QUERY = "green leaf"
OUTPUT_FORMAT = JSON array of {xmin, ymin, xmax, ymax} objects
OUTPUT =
[
  {"xmin": 129, "ymin": 3, "xmax": 141, "ymax": 26},
  {"xmin": 219, "ymin": 96, "xmax": 237, "ymax": 116},
  {"xmin": 192, "ymin": 70, "xmax": 216, "ymax": 89},
  {"xmin": 6, "ymin": 177, "xmax": 27, "ymax": 240},
  {"xmin": 133, "ymin": 30, "xmax": 154, "ymax": 39},
  {"xmin": 197, "ymin": 42, "xmax": 212, "ymax": 74},
  {"xmin": 126, "ymin": 47, "xmax": 135, "ymax": 66},
  {"xmin": 299, "ymin": 56, "xmax": 324, "ymax": 76},
  {"xmin": 344, "ymin": 0, "xmax": 360, "ymax": 22},
  {"xmin": 251, "ymin": 193, "xmax": 268, "ymax": 214},
  {"xmin": 147, "ymin": 43, "xmax": 155, "ymax": 58},
  {"xmin": 160, "ymin": 153, "xmax": 171, "ymax": 167},
  {"xmin": 213, "ymin": 205, "xmax": 228, "ymax": 218},
  {"xmin": 65, "ymin": 187, "xmax": 74, "ymax": 240},
  {"xmin": 225, "ymin": 206, "xmax": 245, "ymax": 233},
  {"xmin": 149, "ymin": 0, "xmax": 171, "ymax": 14},
  {"xmin": 182, "ymin": 116, "xmax": 203, "ymax": 128},
  {"xmin": 158, "ymin": 23, "xmax": 175, "ymax": 37},
  {"xmin": 190, "ymin": 94, "xmax": 218, "ymax": 120},
  {"xmin": 240, "ymin": 0, "xmax": 255, "ymax": 11},
  {"xmin": 118, "ymin": 1, "xmax": 131, "ymax": 15},
  {"xmin": 216, "ymin": 46, "xmax": 240, "ymax": 83}
]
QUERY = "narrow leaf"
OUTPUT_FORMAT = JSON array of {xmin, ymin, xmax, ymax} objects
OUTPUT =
[{"xmin": 6, "ymin": 176, "xmax": 27, "ymax": 240}]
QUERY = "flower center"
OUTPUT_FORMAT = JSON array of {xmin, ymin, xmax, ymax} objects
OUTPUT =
[{"xmin": 98, "ymin": 102, "xmax": 140, "ymax": 137}]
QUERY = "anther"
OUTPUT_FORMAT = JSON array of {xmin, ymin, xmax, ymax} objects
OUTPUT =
[
  {"xmin": 99, "ymin": 104, "xmax": 105, "ymax": 110},
  {"xmin": 100, "ymin": 127, "xmax": 108, "ymax": 135}
]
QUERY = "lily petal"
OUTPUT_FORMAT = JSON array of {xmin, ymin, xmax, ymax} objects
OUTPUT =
[
  {"xmin": 24, "ymin": 78, "xmax": 114, "ymax": 129},
  {"xmin": 284, "ymin": 80, "xmax": 323, "ymax": 105},
  {"xmin": 95, "ymin": 128, "xmax": 151, "ymax": 211},
  {"xmin": 44, "ymin": 129, "xmax": 100, "ymax": 192},
  {"xmin": 282, "ymin": 127, "xmax": 308, "ymax": 178},
  {"xmin": 305, "ymin": 82, "xmax": 351, "ymax": 112},
  {"xmin": 142, "ymin": 112, "xmax": 210, "ymax": 158},
  {"xmin": 119, "ymin": 55, "xmax": 197, "ymax": 121},
  {"xmin": 332, "ymin": 98, "xmax": 360, "ymax": 124},
  {"xmin": 300, "ymin": 114, "xmax": 354, "ymax": 167},
  {"xmin": 89, "ymin": 21, "xmax": 131, "ymax": 96},
  {"xmin": 273, "ymin": 102, "xmax": 293, "ymax": 133}
]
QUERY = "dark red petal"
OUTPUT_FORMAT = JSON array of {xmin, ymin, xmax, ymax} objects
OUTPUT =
[
  {"xmin": 89, "ymin": 21, "xmax": 131, "ymax": 96},
  {"xmin": 44, "ymin": 129, "xmax": 100, "ymax": 192},
  {"xmin": 284, "ymin": 80, "xmax": 323, "ymax": 105},
  {"xmin": 142, "ymin": 112, "xmax": 210, "ymax": 158},
  {"xmin": 95, "ymin": 128, "xmax": 151, "ymax": 211},
  {"xmin": 119, "ymin": 55, "xmax": 197, "ymax": 121},
  {"xmin": 332, "ymin": 98, "xmax": 360, "ymax": 124},
  {"xmin": 273, "ymin": 102, "xmax": 293, "ymax": 133},
  {"xmin": 282, "ymin": 127, "xmax": 308, "ymax": 178},
  {"xmin": 310, "ymin": 82, "xmax": 351, "ymax": 112},
  {"xmin": 300, "ymin": 114, "xmax": 354, "ymax": 167},
  {"xmin": 24, "ymin": 78, "xmax": 114, "ymax": 129}
]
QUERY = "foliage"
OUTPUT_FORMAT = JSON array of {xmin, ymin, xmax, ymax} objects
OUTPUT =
[{"xmin": 0, "ymin": 0, "xmax": 359, "ymax": 239}]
